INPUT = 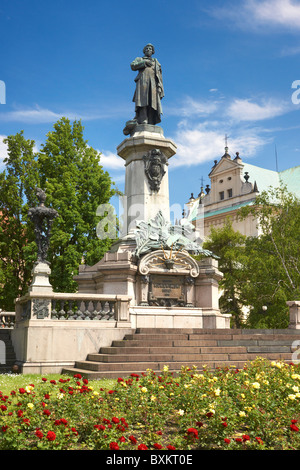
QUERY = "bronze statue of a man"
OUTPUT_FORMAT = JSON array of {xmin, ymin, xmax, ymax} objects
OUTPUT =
[{"xmin": 130, "ymin": 44, "xmax": 164, "ymax": 125}]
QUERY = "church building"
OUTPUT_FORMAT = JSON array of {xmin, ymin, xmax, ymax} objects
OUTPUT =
[{"xmin": 186, "ymin": 145, "xmax": 300, "ymax": 239}]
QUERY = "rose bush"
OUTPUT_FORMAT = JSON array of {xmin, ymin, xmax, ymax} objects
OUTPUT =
[{"xmin": 0, "ymin": 357, "xmax": 300, "ymax": 450}]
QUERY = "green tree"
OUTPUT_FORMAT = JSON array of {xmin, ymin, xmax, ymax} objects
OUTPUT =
[
  {"xmin": 37, "ymin": 118, "xmax": 118, "ymax": 292},
  {"xmin": 0, "ymin": 131, "xmax": 40, "ymax": 309},
  {"xmin": 0, "ymin": 119, "xmax": 118, "ymax": 307},
  {"xmin": 203, "ymin": 218, "xmax": 248, "ymax": 328},
  {"xmin": 239, "ymin": 185, "xmax": 300, "ymax": 328}
]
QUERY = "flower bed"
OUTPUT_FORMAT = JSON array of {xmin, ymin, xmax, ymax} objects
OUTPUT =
[{"xmin": 1, "ymin": 357, "xmax": 300, "ymax": 450}]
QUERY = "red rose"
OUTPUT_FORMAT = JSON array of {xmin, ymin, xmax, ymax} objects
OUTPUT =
[
  {"xmin": 17, "ymin": 410, "xmax": 23, "ymax": 417},
  {"xmin": 167, "ymin": 445, "xmax": 176, "ymax": 450},
  {"xmin": 50, "ymin": 380, "xmax": 56, "ymax": 384},
  {"xmin": 19, "ymin": 388, "xmax": 26, "ymax": 394},
  {"xmin": 187, "ymin": 428, "xmax": 198, "ymax": 438},
  {"xmin": 255, "ymin": 437, "xmax": 263, "ymax": 444},
  {"xmin": 290, "ymin": 424, "xmax": 299, "ymax": 432},
  {"xmin": 43, "ymin": 409, "xmax": 51, "ymax": 416},
  {"xmin": 224, "ymin": 438, "xmax": 231, "ymax": 444},
  {"xmin": 42, "ymin": 378, "xmax": 47, "ymax": 382},
  {"xmin": 112, "ymin": 417, "xmax": 120, "ymax": 424},
  {"xmin": 235, "ymin": 438, "xmax": 243, "ymax": 443},
  {"xmin": 242, "ymin": 434, "xmax": 250, "ymax": 441},
  {"xmin": 129, "ymin": 435, "xmax": 137, "ymax": 444},
  {"xmin": 0, "ymin": 405, "xmax": 7, "ymax": 411},
  {"xmin": 222, "ymin": 422, "xmax": 228, "ymax": 427},
  {"xmin": 74, "ymin": 374, "xmax": 82, "ymax": 379},
  {"xmin": 110, "ymin": 442, "xmax": 120, "ymax": 450},
  {"xmin": 83, "ymin": 379, "xmax": 88, "ymax": 384},
  {"xmin": 35, "ymin": 429, "xmax": 43, "ymax": 439},
  {"xmin": 44, "ymin": 394, "xmax": 50, "ymax": 399},
  {"xmin": 119, "ymin": 436, "xmax": 126, "ymax": 442},
  {"xmin": 138, "ymin": 444, "xmax": 148, "ymax": 450},
  {"xmin": 153, "ymin": 443, "xmax": 163, "ymax": 449},
  {"xmin": 46, "ymin": 431, "xmax": 56, "ymax": 441}
]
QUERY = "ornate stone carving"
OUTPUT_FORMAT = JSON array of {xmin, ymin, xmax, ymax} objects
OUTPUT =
[
  {"xmin": 143, "ymin": 149, "xmax": 168, "ymax": 192},
  {"xmin": 138, "ymin": 249, "xmax": 200, "ymax": 278},
  {"xmin": 134, "ymin": 210, "xmax": 215, "ymax": 259},
  {"xmin": 32, "ymin": 298, "xmax": 50, "ymax": 319}
]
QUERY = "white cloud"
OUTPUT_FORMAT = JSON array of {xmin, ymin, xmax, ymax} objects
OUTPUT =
[
  {"xmin": 209, "ymin": 0, "xmax": 300, "ymax": 32},
  {"xmin": 248, "ymin": 0, "xmax": 300, "ymax": 30},
  {"xmin": 280, "ymin": 44, "xmax": 300, "ymax": 56},
  {"xmin": 0, "ymin": 104, "xmax": 122, "ymax": 124},
  {"xmin": 170, "ymin": 121, "xmax": 271, "ymax": 168},
  {"xmin": 226, "ymin": 98, "xmax": 289, "ymax": 121},
  {"xmin": 166, "ymin": 96, "xmax": 219, "ymax": 118},
  {"xmin": 0, "ymin": 106, "xmax": 64, "ymax": 123},
  {"xmin": 99, "ymin": 150, "xmax": 125, "ymax": 170}
]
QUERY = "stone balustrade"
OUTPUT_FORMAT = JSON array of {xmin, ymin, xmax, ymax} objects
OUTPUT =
[
  {"xmin": 15, "ymin": 292, "xmax": 131, "ymax": 323},
  {"xmin": 0, "ymin": 311, "xmax": 16, "ymax": 328}
]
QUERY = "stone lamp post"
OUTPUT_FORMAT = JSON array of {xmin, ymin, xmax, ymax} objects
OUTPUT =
[{"xmin": 28, "ymin": 188, "xmax": 58, "ymax": 293}]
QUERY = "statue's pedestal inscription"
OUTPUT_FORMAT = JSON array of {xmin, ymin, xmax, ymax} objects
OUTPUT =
[{"xmin": 149, "ymin": 275, "xmax": 185, "ymax": 306}]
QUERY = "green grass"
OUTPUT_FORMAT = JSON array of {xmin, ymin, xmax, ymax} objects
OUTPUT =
[{"xmin": 0, "ymin": 372, "xmax": 114, "ymax": 395}]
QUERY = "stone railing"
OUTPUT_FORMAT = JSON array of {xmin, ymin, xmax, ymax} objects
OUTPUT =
[
  {"xmin": 0, "ymin": 311, "xmax": 16, "ymax": 328},
  {"xmin": 15, "ymin": 292, "xmax": 131, "ymax": 323}
]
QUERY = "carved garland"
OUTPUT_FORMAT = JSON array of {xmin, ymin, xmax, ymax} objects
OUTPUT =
[{"xmin": 138, "ymin": 249, "xmax": 199, "ymax": 278}]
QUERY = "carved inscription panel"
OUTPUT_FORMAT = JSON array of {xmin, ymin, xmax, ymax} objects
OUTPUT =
[{"xmin": 149, "ymin": 275, "xmax": 185, "ymax": 305}]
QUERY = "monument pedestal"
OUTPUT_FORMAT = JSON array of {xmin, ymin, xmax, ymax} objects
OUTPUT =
[
  {"xmin": 117, "ymin": 125, "xmax": 176, "ymax": 236},
  {"xmin": 74, "ymin": 125, "xmax": 230, "ymax": 329},
  {"xmin": 28, "ymin": 261, "xmax": 53, "ymax": 293}
]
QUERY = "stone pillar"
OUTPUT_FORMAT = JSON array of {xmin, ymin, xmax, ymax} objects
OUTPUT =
[
  {"xmin": 28, "ymin": 261, "xmax": 53, "ymax": 294},
  {"xmin": 117, "ymin": 124, "xmax": 176, "ymax": 237},
  {"xmin": 287, "ymin": 301, "xmax": 300, "ymax": 329}
]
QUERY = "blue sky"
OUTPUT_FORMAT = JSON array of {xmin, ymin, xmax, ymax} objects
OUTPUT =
[{"xmin": 0, "ymin": 0, "xmax": 300, "ymax": 211}]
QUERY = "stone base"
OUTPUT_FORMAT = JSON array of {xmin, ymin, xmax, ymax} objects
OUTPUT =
[
  {"xmin": 29, "ymin": 261, "xmax": 53, "ymax": 293},
  {"xmin": 130, "ymin": 306, "xmax": 231, "ymax": 329},
  {"xmin": 11, "ymin": 319, "xmax": 134, "ymax": 374}
]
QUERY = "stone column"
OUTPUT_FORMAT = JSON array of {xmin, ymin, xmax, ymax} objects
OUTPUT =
[
  {"xmin": 117, "ymin": 124, "xmax": 176, "ymax": 237},
  {"xmin": 287, "ymin": 301, "xmax": 300, "ymax": 329}
]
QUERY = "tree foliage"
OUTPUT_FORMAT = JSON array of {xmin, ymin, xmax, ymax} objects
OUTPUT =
[
  {"xmin": 0, "ymin": 131, "xmax": 39, "ymax": 309},
  {"xmin": 0, "ymin": 118, "xmax": 118, "ymax": 309},
  {"xmin": 203, "ymin": 219, "xmax": 248, "ymax": 328},
  {"xmin": 203, "ymin": 186, "xmax": 300, "ymax": 328},
  {"xmin": 239, "ymin": 185, "xmax": 300, "ymax": 328}
]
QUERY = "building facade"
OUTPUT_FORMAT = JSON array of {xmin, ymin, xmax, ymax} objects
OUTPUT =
[{"xmin": 186, "ymin": 146, "xmax": 300, "ymax": 239}]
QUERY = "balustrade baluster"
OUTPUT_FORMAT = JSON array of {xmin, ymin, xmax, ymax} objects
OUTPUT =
[{"xmin": 58, "ymin": 300, "xmax": 66, "ymax": 320}]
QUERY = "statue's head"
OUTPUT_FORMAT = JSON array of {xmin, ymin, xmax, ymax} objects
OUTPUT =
[{"xmin": 143, "ymin": 43, "xmax": 155, "ymax": 56}]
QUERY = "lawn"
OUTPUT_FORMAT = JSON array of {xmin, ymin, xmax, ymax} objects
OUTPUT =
[{"xmin": 0, "ymin": 357, "xmax": 300, "ymax": 450}]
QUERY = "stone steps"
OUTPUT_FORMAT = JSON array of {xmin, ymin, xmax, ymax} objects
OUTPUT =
[{"xmin": 62, "ymin": 328, "xmax": 300, "ymax": 379}]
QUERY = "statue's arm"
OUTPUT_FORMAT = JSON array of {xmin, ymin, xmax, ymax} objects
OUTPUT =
[{"xmin": 131, "ymin": 57, "xmax": 147, "ymax": 71}]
